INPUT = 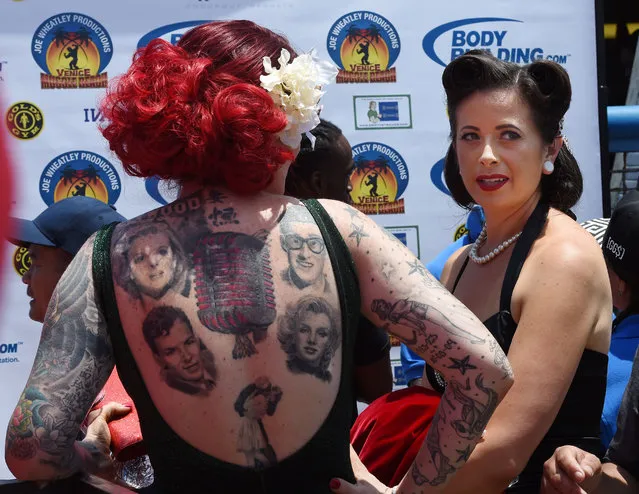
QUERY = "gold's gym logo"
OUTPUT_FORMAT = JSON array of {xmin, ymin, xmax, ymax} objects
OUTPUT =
[
  {"xmin": 13, "ymin": 247, "xmax": 31, "ymax": 277},
  {"xmin": 31, "ymin": 13, "xmax": 113, "ymax": 89},
  {"xmin": 327, "ymin": 11, "xmax": 401, "ymax": 83},
  {"xmin": 454, "ymin": 224, "xmax": 469, "ymax": 241},
  {"xmin": 6, "ymin": 102, "xmax": 43, "ymax": 140}
]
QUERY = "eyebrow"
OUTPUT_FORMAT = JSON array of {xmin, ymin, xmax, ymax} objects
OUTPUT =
[
  {"xmin": 459, "ymin": 124, "xmax": 523, "ymax": 132},
  {"xmin": 496, "ymin": 124, "xmax": 522, "ymax": 131}
]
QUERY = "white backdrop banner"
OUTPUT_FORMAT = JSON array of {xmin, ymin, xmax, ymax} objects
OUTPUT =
[{"xmin": 0, "ymin": 0, "xmax": 601, "ymax": 479}]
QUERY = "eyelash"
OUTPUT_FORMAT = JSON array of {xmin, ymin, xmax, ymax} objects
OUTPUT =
[{"xmin": 459, "ymin": 131, "xmax": 521, "ymax": 141}]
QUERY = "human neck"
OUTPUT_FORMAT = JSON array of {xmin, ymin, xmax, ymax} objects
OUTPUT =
[
  {"xmin": 178, "ymin": 162, "xmax": 291, "ymax": 199},
  {"xmin": 480, "ymin": 192, "xmax": 541, "ymax": 252}
]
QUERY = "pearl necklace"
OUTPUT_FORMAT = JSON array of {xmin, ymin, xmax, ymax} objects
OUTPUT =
[{"xmin": 469, "ymin": 226, "xmax": 522, "ymax": 264}]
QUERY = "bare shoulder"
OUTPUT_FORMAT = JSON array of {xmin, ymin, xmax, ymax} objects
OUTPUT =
[
  {"xmin": 531, "ymin": 211, "xmax": 606, "ymax": 276},
  {"xmin": 519, "ymin": 210, "xmax": 610, "ymax": 304}
]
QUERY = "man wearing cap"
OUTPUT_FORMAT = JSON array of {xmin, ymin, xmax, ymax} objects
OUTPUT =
[
  {"xmin": 542, "ymin": 190, "xmax": 639, "ymax": 493},
  {"xmin": 7, "ymin": 196, "xmax": 126, "ymax": 323}
]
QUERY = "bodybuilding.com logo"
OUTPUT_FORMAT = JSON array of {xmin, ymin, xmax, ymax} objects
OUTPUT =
[
  {"xmin": 0, "ymin": 341, "xmax": 23, "ymax": 364},
  {"xmin": 422, "ymin": 18, "xmax": 571, "ymax": 67}
]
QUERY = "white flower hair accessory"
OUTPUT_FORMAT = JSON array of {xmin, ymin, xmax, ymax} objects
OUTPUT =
[{"xmin": 260, "ymin": 48, "xmax": 338, "ymax": 149}]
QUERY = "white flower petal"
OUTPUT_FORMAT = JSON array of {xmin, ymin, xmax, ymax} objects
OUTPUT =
[{"xmin": 259, "ymin": 47, "xmax": 336, "ymax": 151}]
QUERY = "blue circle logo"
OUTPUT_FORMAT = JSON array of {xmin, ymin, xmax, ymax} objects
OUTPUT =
[
  {"xmin": 31, "ymin": 13, "xmax": 113, "ymax": 89},
  {"xmin": 39, "ymin": 150, "xmax": 121, "ymax": 206}
]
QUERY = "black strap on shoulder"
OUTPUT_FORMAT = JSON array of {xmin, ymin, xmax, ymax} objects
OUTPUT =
[
  {"xmin": 499, "ymin": 201, "xmax": 550, "ymax": 312},
  {"xmin": 92, "ymin": 223, "xmax": 157, "ymax": 424},
  {"xmin": 302, "ymin": 199, "xmax": 360, "ymax": 351},
  {"xmin": 452, "ymin": 256, "xmax": 471, "ymax": 294}
]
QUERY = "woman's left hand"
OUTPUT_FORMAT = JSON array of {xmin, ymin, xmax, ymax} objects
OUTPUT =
[
  {"xmin": 81, "ymin": 402, "xmax": 131, "ymax": 478},
  {"xmin": 330, "ymin": 447, "xmax": 394, "ymax": 494}
]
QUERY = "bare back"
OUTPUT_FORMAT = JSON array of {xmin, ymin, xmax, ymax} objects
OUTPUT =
[{"xmin": 111, "ymin": 189, "xmax": 346, "ymax": 467}]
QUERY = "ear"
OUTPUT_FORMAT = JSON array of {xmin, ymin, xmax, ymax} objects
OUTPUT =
[
  {"xmin": 546, "ymin": 136, "xmax": 563, "ymax": 163},
  {"xmin": 309, "ymin": 170, "xmax": 324, "ymax": 195},
  {"xmin": 153, "ymin": 352, "xmax": 166, "ymax": 368}
]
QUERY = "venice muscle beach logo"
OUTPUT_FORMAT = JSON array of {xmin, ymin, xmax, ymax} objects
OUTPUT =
[
  {"xmin": 31, "ymin": 13, "xmax": 113, "ymax": 89},
  {"xmin": 348, "ymin": 142, "xmax": 409, "ymax": 215},
  {"xmin": 327, "ymin": 11, "xmax": 401, "ymax": 83}
]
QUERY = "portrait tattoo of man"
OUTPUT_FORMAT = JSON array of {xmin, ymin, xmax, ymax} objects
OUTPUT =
[
  {"xmin": 278, "ymin": 296, "xmax": 341, "ymax": 382},
  {"xmin": 142, "ymin": 306, "xmax": 217, "ymax": 396},
  {"xmin": 279, "ymin": 205, "xmax": 328, "ymax": 291},
  {"xmin": 194, "ymin": 230, "xmax": 276, "ymax": 359},
  {"xmin": 234, "ymin": 377, "xmax": 283, "ymax": 469},
  {"xmin": 112, "ymin": 221, "xmax": 191, "ymax": 303}
]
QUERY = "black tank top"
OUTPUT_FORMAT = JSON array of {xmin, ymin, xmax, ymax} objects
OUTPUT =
[
  {"xmin": 450, "ymin": 201, "xmax": 608, "ymax": 493},
  {"xmin": 92, "ymin": 199, "xmax": 358, "ymax": 493}
]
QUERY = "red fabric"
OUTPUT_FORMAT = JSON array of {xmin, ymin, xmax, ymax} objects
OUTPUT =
[
  {"xmin": 0, "ymin": 112, "xmax": 14, "ymax": 282},
  {"xmin": 96, "ymin": 368, "xmax": 145, "ymax": 462},
  {"xmin": 351, "ymin": 387, "xmax": 441, "ymax": 486}
]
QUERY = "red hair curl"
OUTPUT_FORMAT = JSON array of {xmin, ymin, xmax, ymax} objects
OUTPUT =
[{"xmin": 99, "ymin": 21, "xmax": 297, "ymax": 194}]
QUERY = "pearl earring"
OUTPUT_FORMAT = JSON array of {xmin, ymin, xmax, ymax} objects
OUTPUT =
[{"xmin": 543, "ymin": 160, "xmax": 555, "ymax": 174}]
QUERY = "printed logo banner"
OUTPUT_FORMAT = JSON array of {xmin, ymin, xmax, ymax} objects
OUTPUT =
[{"xmin": 0, "ymin": 0, "xmax": 602, "ymax": 478}]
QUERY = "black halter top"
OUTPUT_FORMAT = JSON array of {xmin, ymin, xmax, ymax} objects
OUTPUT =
[
  {"xmin": 451, "ymin": 202, "xmax": 608, "ymax": 493},
  {"xmin": 92, "ymin": 199, "xmax": 359, "ymax": 493}
]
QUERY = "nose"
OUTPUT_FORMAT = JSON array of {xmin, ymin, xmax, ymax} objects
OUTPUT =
[
  {"xmin": 479, "ymin": 141, "xmax": 499, "ymax": 167},
  {"xmin": 306, "ymin": 331, "xmax": 316, "ymax": 344},
  {"xmin": 22, "ymin": 269, "xmax": 31, "ymax": 285},
  {"xmin": 148, "ymin": 253, "xmax": 161, "ymax": 267},
  {"xmin": 180, "ymin": 347, "xmax": 193, "ymax": 363}
]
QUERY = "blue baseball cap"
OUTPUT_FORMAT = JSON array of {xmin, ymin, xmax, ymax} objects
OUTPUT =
[{"xmin": 7, "ymin": 196, "xmax": 126, "ymax": 255}]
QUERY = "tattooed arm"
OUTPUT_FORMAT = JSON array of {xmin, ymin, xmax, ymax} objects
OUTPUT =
[
  {"xmin": 5, "ymin": 237, "xmax": 115, "ymax": 481},
  {"xmin": 320, "ymin": 200, "xmax": 513, "ymax": 493}
]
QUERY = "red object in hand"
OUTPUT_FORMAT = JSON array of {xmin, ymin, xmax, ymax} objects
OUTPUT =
[
  {"xmin": 96, "ymin": 368, "xmax": 145, "ymax": 462},
  {"xmin": 350, "ymin": 386, "xmax": 441, "ymax": 486}
]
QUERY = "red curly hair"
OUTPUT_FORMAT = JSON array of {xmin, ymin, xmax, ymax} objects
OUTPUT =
[{"xmin": 100, "ymin": 20, "xmax": 297, "ymax": 194}]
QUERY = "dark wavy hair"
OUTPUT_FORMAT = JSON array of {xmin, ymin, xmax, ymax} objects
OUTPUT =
[
  {"xmin": 284, "ymin": 119, "xmax": 345, "ymax": 198},
  {"xmin": 143, "ymin": 305, "xmax": 194, "ymax": 355},
  {"xmin": 99, "ymin": 20, "xmax": 297, "ymax": 194},
  {"xmin": 442, "ymin": 50, "xmax": 582, "ymax": 212}
]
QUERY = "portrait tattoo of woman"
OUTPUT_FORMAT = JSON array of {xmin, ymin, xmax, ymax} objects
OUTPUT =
[
  {"xmin": 278, "ymin": 296, "xmax": 341, "ymax": 382},
  {"xmin": 279, "ymin": 205, "xmax": 328, "ymax": 291},
  {"xmin": 142, "ymin": 306, "xmax": 217, "ymax": 396},
  {"xmin": 112, "ymin": 221, "xmax": 191, "ymax": 304},
  {"xmin": 234, "ymin": 377, "xmax": 283, "ymax": 469}
]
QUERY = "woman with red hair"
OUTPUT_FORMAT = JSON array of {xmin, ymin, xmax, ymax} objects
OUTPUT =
[{"xmin": 5, "ymin": 21, "xmax": 512, "ymax": 493}]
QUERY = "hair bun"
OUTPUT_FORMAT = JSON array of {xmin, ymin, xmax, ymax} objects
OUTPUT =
[
  {"xmin": 100, "ymin": 36, "xmax": 293, "ymax": 194},
  {"xmin": 526, "ymin": 60, "xmax": 571, "ymax": 112},
  {"xmin": 443, "ymin": 50, "xmax": 488, "ymax": 92}
]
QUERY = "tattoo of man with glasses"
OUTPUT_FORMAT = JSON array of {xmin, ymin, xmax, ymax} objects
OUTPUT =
[{"xmin": 279, "ymin": 205, "xmax": 328, "ymax": 292}]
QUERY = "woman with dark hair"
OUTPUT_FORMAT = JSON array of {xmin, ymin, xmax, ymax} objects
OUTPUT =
[
  {"xmin": 412, "ymin": 50, "xmax": 611, "ymax": 493},
  {"xmin": 5, "ymin": 24, "xmax": 512, "ymax": 493}
]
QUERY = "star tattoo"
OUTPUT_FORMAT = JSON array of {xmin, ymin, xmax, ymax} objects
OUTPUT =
[
  {"xmin": 381, "ymin": 262, "xmax": 395, "ymax": 280},
  {"xmin": 344, "ymin": 206, "xmax": 360, "ymax": 221},
  {"xmin": 447, "ymin": 355, "xmax": 477, "ymax": 375},
  {"xmin": 349, "ymin": 223, "xmax": 369, "ymax": 246},
  {"xmin": 455, "ymin": 446, "xmax": 472, "ymax": 463},
  {"xmin": 407, "ymin": 259, "xmax": 428, "ymax": 277}
]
